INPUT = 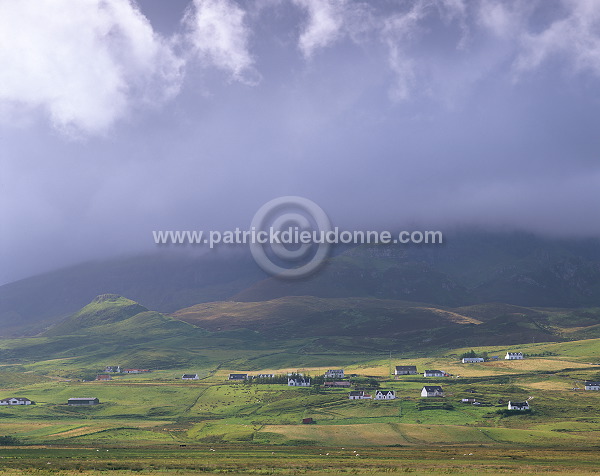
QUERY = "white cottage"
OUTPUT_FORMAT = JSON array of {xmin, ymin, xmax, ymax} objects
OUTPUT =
[
  {"xmin": 288, "ymin": 378, "xmax": 311, "ymax": 387},
  {"xmin": 505, "ymin": 352, "xmax": 524, "ymax": 360},
  {"xmin": 462, "ymin": 357, "xmax": 484, "ymax": 363},
  {"xmin": 349, "ymin": 391, "xmax": 372, "ymax": 400},
  {"xmin": 421, "ymin": 386, "xmax": 444, "ymax": 397},
  {"xmin": 374, "ymin": 390, "xmax": 396, "ymax": 400},
  {"xmin": 424, "ymin": 370, "xmax": 446, "ymax": 377},
  {"xmin": 507, "ymin": 401, "xmax": 530, "ymax": 410},
  {"xmin": 324, "ymin": 369, "xmax": 345, "ymax": 379},
  {"xmin": 0, "ymin": 397, "xmax": 32, "ymax": 405}
]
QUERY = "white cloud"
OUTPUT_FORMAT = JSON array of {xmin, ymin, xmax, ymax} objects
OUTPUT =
[
  {"xmin": 293, "ymin": 0, "xmax": 346, "ymax": 58},
  {"xmin": 0, "ymin": 0, "xmax": 183, "ymax": 135},
  {"xmin": 185, "ymin": 0, "xmax": 257, "ymax": 83},
  {"xmin": 514, "ymin": 0, "xmax": 600, "ymax": 77}
]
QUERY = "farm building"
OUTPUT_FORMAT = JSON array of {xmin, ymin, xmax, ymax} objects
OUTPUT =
[
  {"xmin": 508, "ymin": 401, "xmax": 530, "ymax": 410},
  {"xmin": 302, "ymin": 418, "xmax": 315, "ymax": 424},
  {"xmin": 424, "ymin": 370, "xmax": 446, "ymax": 377},
  {"xmin": 461, "ymin": 398, "xmax": 476, "ymax": 403},
  {"xmin": 324, "ymin": 381, "xmax": 351, "ymax": 388},
  {"xmin": 0, "ymin": 397, "xmax": 32, "ymax": 405},
  {"xmin": 462, "ymin": 357, "xmax": 484, "ymax": 363},
  {"xmin": 395, "ymin": 365, "xmax": 417, "ymax": 375},
  {"xmin": 374, "ymin": 390, "xmax": 396, "ymax": 400},
  {"xmin": 288, "ymin": 377, "xmax": 311, "ymax": 387},
  {"xmin": 182, "ymin": 374, "xmax": 199, "ymax": 380},
  {"xmin": 68, "ymin": 397, "xmax": 99, "ymax": 406},
  {"xmin": 122, "ymin": 369, "xmax": 150, "ymax": 374},
  {"xmin": 585, "ymin": 381, "xmax": 600, "ymax": 391},
  {"xmin": 96, "ymin": 374, "xmax": 111, "ymax": 381},
  {"xmin": 104, "ymin": 366, "xmax": 121, "ymax": 373},
  {"xmin": 229, "ymin": 374, "xmax": 248, "ymax": 381},
  {"xmin": 505, "ymin": 352, "xmax": 524, "ymax": 360},
  {"xmin": 421, "ymin": 386, "xmax": 444, "ymax": 397},
  {"xmin": 349, "ymin": 391, "xmax": 372, "ymax": 400},
  {"xmin": 324, "ymin": 369, "xmax": 345, "ymax": 379}
]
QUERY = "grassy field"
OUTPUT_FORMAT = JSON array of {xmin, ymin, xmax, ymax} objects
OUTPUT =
[{"xmin": 0, "ymin": 338, "xmax": 599, "ymax": 474}]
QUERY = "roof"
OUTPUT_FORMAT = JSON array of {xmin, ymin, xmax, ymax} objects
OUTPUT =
[
  {"xmin": 349, "ymin": 391, "xmax": 365, "ymax": 396},
  {"xmin": 229, "ymin": 373, "xmax": 247, "ymax": 378},
  {"xmin": 182, "ymin": 374, "xmax": 198, "ymax": 378},
  {"xmin": 424, "ymin": 369, "xmax": 444, "ymax": 373},
  {"xmin": 509, "ymin": 401, "xmax": 529, "ymax": 408},
  {"xmin": 0, "ymin": 397, "xmax": 31, "ymax": 402},
  {"xmin": 422, "ymin": 386, "xmax": 443, "ymax": 391},
  {"xmin": 376, "ymin": 390, "xmax": 395, "ymax": 394},
  {"xmin": 585, "ymin": 381, "xmax": 600, "ymax": 386},
  {"xmin": 395, "ymin": 365, "xmax": 417, "ymax": 370},
  {"xmin": 68, "ymin": 397, "xmax": 98, "ymax": 401}
]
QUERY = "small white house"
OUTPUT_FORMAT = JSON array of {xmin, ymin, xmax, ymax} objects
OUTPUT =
[
  {"xmin": 324, "ymin": 369, "xmax": 345, "ymax": 379},
  {"xmin": 585, "ymin": 381, "xmax": 600, "ymax": 391},
  {"xmin": 182, "ymin": 374, "xmax": 199, "ymax": 380},
  {"xmin": 0, "ymin": 397, "xmax": 32, "ymax": 405},
  {"xmin": 349, "ymin": 391, "xmax": 372, "ymax": 400},
  {"xmin": 505, "ymin": 352, "xmax": 524, "ymax": 360},
  {"xmin": 421, "ymin": 386, "xmax": 444, "ymax": 397},
  {"xmin": 424, "ymin": 370, "xmax": 446, "ymax": 377},
  {"xmin": 395, "ymin": 365, "xmax": 417, "ymax": 375},
  {"xmin": 507, "ymin": 401, "xmax": 530, "ymax": 411},
  {"xmin": 374, "ymin": 390, "xmax": 396, "ymax": 400},
  {"xmin": 288, "ymin": 378, "xmax": 311, "ymax": 387},
  {"xmin": 462, "ymin": 357, "xmax": 484, "ymax": 363}
]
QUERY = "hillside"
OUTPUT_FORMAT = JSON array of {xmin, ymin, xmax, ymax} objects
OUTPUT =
[
  {"xmin": 173, "ymin": 297, "xmax": 600, "ymax": 347},
  {"xmin": 233, "ymin": 232, "xmax": 600, "ymax": 307},
  {"xmin": 0, "ymin": 251, "xmax": 265, "ymax": 336},
  {"xmin": 2, "ymin": 231, "xmax": 600, "ymax": 337}
]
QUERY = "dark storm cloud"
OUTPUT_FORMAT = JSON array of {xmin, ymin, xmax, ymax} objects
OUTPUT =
[{"xmin": 1, "ymin": 0, "xmax": 600, "ymax": 284}]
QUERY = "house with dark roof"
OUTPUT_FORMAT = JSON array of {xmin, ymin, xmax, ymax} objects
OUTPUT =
[
  {"xmin": 229, "ymin": 373, "xmax": 248, "ymax": 381},
  {"xmin": 424, "ymin": 370, "xmax": 446, "ymax": 377},
  {"xmin": 421, "ymin": 386, "xmax": 444, "ymax": 397},
  {"xmin": 0, "ymin": 397, "xmax": 32, "ymax": 405},
  {"xmin": 324, "ymin": 369, "xmax": 345, "ymax": 379},
  {"xmin": 68, "ymin": 397, "xmax": 99, "ymax": 405},
  {"xmin": 505, "ymin": 352, "xmax": 524, "ymax": 360},
  {"xmin": 507, "ymin": 401, "xmax": 530, "ymax": 410},
  {"xmin": 585, "ymin": 381, "xmax": 600, "ymax": 391},
  {"xmin": 182, "ymin": 374, "xmax": 199, "ymax": 380},
  {"xmin": 349, "ymin": 391, "xmax": 372, "ymax": 400},
  {"xmin": 374, "ymin": 390, "xmax": 396, "ymax": 400},
  {"xmin": 105, "ymin": 366, "xmax": 121, "ymax": 373},
  {"xmin": 395, "ymin": 365, "xmax": 417, "ymax": 375}
]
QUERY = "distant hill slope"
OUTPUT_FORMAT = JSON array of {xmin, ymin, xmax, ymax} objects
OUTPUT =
[
  {"xmin": 2, "ymin": 231, "xmax": 600, "ymax": 336},
  {"xmin": 172, "ymin": 296, "xmax": 600, "ymax": 346},
  {"xmin": 233, "ymin": 232, "xmax": 600, "ymax": 307},
  {"xmin": 0, "ymin": 251, "xmax": 265, "ymax": 336}
]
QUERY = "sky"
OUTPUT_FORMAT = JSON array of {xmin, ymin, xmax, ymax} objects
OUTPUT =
[{"xmin": 1, "ymin": 0, "xmax": 600, "ymax": 284}]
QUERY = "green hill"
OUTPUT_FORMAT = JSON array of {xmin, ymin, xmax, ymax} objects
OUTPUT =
[{"xmin": 43, "ymin": 294, "xmax": 149, "ymax": 336}]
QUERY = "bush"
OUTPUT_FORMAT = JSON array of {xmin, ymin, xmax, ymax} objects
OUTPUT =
[{"xmin": 0, "ymin": 435, "xmax": 21, "ymax": 445}]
